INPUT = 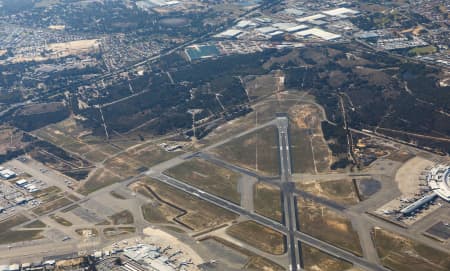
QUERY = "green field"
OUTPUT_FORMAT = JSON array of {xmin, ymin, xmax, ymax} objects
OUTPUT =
[
  {"xmin": 212, "ymin": 125, "xmax": 279, "ymax": 176},
  {"xmin": 165, "ymin": 158, "xmax": 241, "ymax": 204}
]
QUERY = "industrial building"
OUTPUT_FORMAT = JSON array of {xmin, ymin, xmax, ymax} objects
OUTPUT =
[{"xmin": 0, "ymin": 168, "xmax": 16, "ymax": 179}]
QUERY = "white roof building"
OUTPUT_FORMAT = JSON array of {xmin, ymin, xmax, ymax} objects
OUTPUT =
[
  {"xmin": 427, "ymin": 165, "xmax": 450, "ymax": 201},
  {"xmin": 322, "ymin": 8, "xmax": 359, "ymax": 17},
  {"xmin": 294, "ymin": 28, "xmax": 341, "ymax": 40},
  {"xmin": 215, "ymin": 29, "xmax": 242, "ymax": 38},
  {"xmin": 0, "ymin": 169, "xmax": 16, "ymax": 179},
  {"xmin": 296, "ymin": 14, "xmax": 327, "ymax": 23}
]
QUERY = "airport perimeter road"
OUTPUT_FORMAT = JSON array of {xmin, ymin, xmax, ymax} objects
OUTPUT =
[{"xmin": 276, "ymin": 115, "xmax": 301, "ymax": 271}]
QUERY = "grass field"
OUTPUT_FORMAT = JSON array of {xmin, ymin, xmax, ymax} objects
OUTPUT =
[
  {"xmin": 372, "ymin": 227, "xmax": 450, "ymax": 271},
  {"xmin": 253, "ymin": 182, "xmax": 282, "ymax": 222},
  {"xmin": 0, "ymin": 230, "xmax": 44, "ymax": 244},
  {"xmin": 49, "ymin": 214, "xmax": 73, "ymax": 226},
  {"xmin": 77, "ymin": 168, "xmax": 121, "ymax": 195},
  {"xmin": 103, "ymin": 153, "xmax": 144, "ymax": 178},
  {"xmin": 33, "ymin": 197, "xmax": 72, "ymax": 216},
  {"xmin": 408, "ymin": 45, "xmax": 437, "ymax": 56},
  {"xmin": 290, "ymin": 127, "xmax": 316, "ymax": 174},
  {"xmin": 288, "ymin": 102, "xmax": 331, "ymax": 173},
  {"xmin": 33, "ymin": 117, "xmax": 120, "ymax": 162},
  {"xmin": 301, "ymin": 243, "xmax": 354, "ymax": 271},
  {"xmin": 126, "ymin": 142, "xmax": 180, "ymax": 168},
  {"xmin": 103, "ymin": 227, "xmax": 136, "ymax": 237},
  {"xmin": 227, "ymin": 220, "xmax": 286, "ymax": 255},
  {"xmin": 297, "ymin": 197, "xmax": 362, "ymax": 256},
  {"xmin": 212, "ymin": 125, "xmax": 279, "ymax": 176},
  {"xmin": 141, "ymin": 202, "xmax": 182, "ymax": 224},
  {"xmin": 109, "ymin": 210, "xmax": 134, "ymax": 225},
  {"xmin": 0, "ymin": 214, "xmax": 44, "ymax": 244},
  {"xmin": 165, "ymin": 158, "xmax": 241, "ymax": 204},
  {"xmin": 243, "ymin": 73, "xmax": 279, "ymax": 100},
  {"xmin": 23, "ymin": 220, "xmax": 46, "ymax": 228},
  {"xmin": 202, "ymin": 236, "xmax": 285, "ymax": 271},
  {"xmin": 137, "ymin": 178, "xmax": 237, "ymax": 231},
  {"xmin": 0, "ymin": 214, "xmax": 29, "ymax": 232},
  {"xmin": 296, "ymin": 179, "xmax": 359, "ymax": 206},
  {"xmin": 244, "ymin": 256, "xmax": 285, "ymax": 271}
]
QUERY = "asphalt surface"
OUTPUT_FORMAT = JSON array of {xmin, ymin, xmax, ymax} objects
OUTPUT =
[
  {"xmin": 148, "ymin": 170, "xmax": 390, "ymax": 271},
  {"xmin": 276, "ymin": 115, "xmax": 301, "ymax": 271}
]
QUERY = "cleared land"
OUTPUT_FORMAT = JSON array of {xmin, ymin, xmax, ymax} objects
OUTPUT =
[
  {"xmin": 372, "ymin": 227, "xmax": 450, "ymax": 271},
  {"xmin": 226, "ymin": 220, "xmax": 286, "ymax": 255},
  {"xmin": 289, "ymin": 103, "xmax": 331, "ymax": 174},
  {"xmin": 297, "ymin": 197, "xmax": 362, "ymax": 256},
  {"xmin": 302, "ymin": 243, "xmax": 354, "ymax": 271},
  {"xmin": 296, "ymin": 179, "xmax": 359, "ymax": 206},
  {"xmin": 141, "ymin": 201, "xmax": 181, "ymax": 224},
  {"xmin": 134, "ymin": 178, "xmax": 237, "ymax": 231},
  {"xmin": 103, "ymin": 153, "xmax": 144, "ymax": 178},
  {"xmin": 165, "ymin": 158, "xmax": 241, "ymax": 204},
  {"xmin": 77, "ymin": 168, "xmax": 121, "ymax": 195},
  {"xmin": 33, "ymin": 117, "xmax": 120, "ymax": 163},
  {"xmin": 243, "ymin": 73, "xmax": 280, "ymax": 100},
  {"xmin": 125, "ymin": 141, "xmax": 180, "ymax": 168},
  {"xmin": 212, "ymin": 125, "xmax": 279, "ymax": 176},
  {"xmin": 253, "ymin": 182, "xmax": 282, "ymax": 222}
]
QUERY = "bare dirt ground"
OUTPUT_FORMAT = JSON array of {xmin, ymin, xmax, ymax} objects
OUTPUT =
[{"xmin": 395, "ymin": 156, "xmax": 433, "ymax": 196}]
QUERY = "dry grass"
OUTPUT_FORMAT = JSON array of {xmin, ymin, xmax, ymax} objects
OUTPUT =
[
  {"xmin": 165, "ymin": 158, "xmax": 241, "ymax": 204},
  {"xmin": 297, "ymin": 179, "xmax": 359, "ymax": 206},
  {"xmin": 77, "ymin": 168, "xmax": 121, "ymax": 195},
  {"xmin": 297, "ymin": 197, "xmax": 362, "ymax": 256},
  {"xmin": 227, "ymin": 221, "xmax": 286, "ymax": 255},
  {"xmin": 212, "ymin": 125, "xmax": 279, "ymax": 176},
  {"xmin": 33, "ymin": 197, "xmax": 72, "ymax": 216},
  {"xmin": 373, "ymin": 227, "xmax": 450, "ymax": 271},
  {"xmin": 253, "ymin": 183, "xmax": 282, "ymax": 222},
  {"xmin": 136, "ymin": 178, "xmax": 237, "ymax": 231},
  {"xmin": 302, "ymin": 243, "xmax": 353, "ymax": 271}
]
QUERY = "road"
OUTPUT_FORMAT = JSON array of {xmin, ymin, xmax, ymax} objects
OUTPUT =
[
  {"xmin": 276, "ymin": 115, "xmax": 301, "ymax": 271},
  {"xmin": 147, "ymin": 170, "xmax": 390, "ymax": 271}
]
